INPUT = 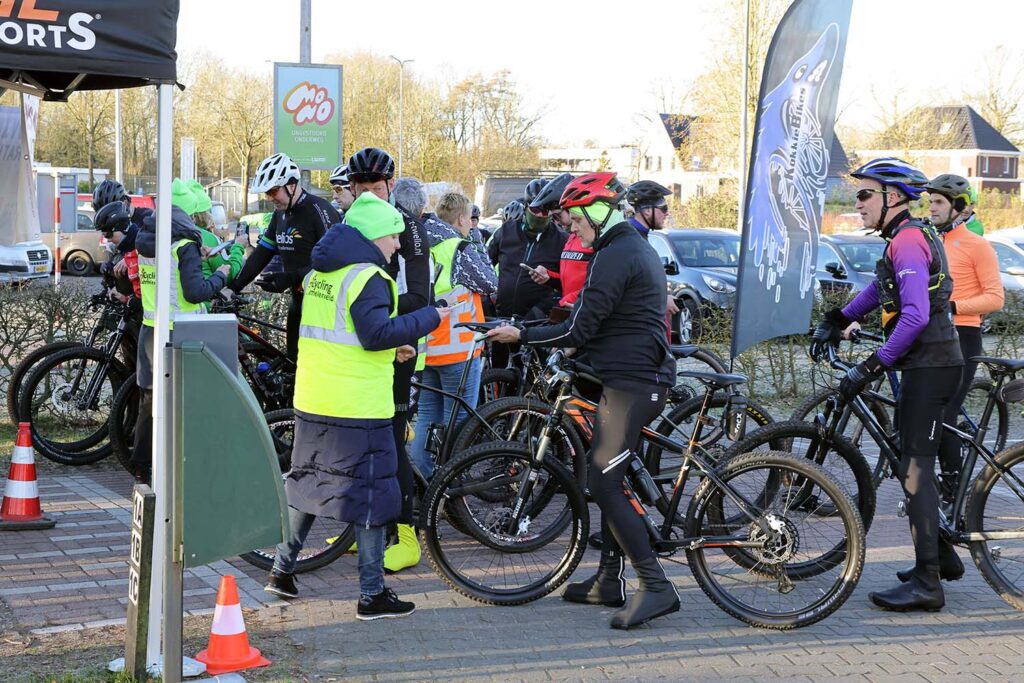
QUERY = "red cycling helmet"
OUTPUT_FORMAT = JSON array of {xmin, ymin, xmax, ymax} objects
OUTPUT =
[{"xmin": 559, "ymin": 172, "xmax": 626, "ymax": 209}]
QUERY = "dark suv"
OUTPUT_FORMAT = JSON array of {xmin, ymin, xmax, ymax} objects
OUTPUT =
[{"xmin": 647, "ymin": 228, "xmax": 739, "ymax": 343}]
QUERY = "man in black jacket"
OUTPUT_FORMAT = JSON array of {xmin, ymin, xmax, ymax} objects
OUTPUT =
[
  {"xmin": 487, "ymin": 172, "xmax": 678, "ymax": 631},
  {"xmin": 228, "ymin": 153, "xmax": 340, "ymax": 360}
]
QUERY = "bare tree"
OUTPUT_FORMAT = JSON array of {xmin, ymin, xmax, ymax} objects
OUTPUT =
[{"xmin": 965, "ymin": 46, "xmax": 1024, "ymax": 147}]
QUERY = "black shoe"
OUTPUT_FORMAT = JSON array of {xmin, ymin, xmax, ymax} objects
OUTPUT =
[
  {"xmin": 563, "ymin": 550, "xmax": 626, "ymax": 607},
  {"xmin": 609, "ymin": 556, "xmax": 680, "ymax": 629},
  {"xmin": 869, "ymin": 574, "xmax": 944, "ymax": 612},
  {"xmin": 356, "ymin": 587, "xmax": 415, "ymax": 621},
  {"xmin": 587, "ymin": 531, "xmax": 603, "ymax": 550},
  {"xmin": 264, "ymin": 571, "xmax": 298, "ymax": 599},
  {"xmin": 896, "ymin": 542, "xmax": 964, "ymax": 583}
]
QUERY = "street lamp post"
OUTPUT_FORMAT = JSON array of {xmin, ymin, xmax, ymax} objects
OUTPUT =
[{"xmin": 389, "ymin": 55, "xmax": 413, "ymax": 178}]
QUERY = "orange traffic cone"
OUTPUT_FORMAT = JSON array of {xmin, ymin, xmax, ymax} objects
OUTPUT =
[
  {"xmin": 195, "ymin": 575, "xmax": 271, "ymax": 675},
  {"xmin": 0, "ymin": 423, "xmax": 55, "ymax": 531}
]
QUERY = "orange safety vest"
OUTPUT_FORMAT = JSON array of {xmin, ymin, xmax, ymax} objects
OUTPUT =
[{"xmin": 427, "ymin": 237, "xmax": 484, "ymax": 366}]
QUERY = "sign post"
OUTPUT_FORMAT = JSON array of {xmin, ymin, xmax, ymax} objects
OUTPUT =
[
  {"xmin": 125, "ymin": 485, "xmax": 155, "ymax": 679},
  {"xmin": 273, "ymin": 63, "xmax": 343, "ymax": 172}
]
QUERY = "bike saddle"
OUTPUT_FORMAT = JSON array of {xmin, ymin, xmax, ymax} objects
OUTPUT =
[
  {"xmin": 569, "ymin": 360, "xmax": 602, "ymax": 386},
  {"xmin": 677, "ymin": 370, "xmax": 747, "ymax": 389},
  {"xmin": 455, "ymin": 320, "xmax": 509, "ymax": 333},
  {"xmin": 972, "ymin": 356, "xmax": 1024, "ymax": 373},
  {"xmin": 670, "ymin": 344, "xmax": 700, "ymax": 358}
]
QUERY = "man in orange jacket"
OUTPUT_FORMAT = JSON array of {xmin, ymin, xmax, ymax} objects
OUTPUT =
[{"xmin": 926, "ymin": 174, "xmax": 1003, "ymax": 508}]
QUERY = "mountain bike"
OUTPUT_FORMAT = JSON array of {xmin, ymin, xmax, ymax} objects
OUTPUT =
[
  {"xmin": 731, "ymin": 336, "xmax": 1024, "ymax": 611},
  {"xmin": 16, "ymin": 296, "xmax": 139, "ymax": 465},
  {"xmin": 420, "ymin": 350, "xmax": 865, "ymax": 629}
]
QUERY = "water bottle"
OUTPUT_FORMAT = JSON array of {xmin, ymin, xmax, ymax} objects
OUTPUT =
[
  {"xmin": 627, "ymin": 455, "xmax": 660, "ymax": 505},
  {"xmin": 726, "ymin": 394, "xmax": 747, "ymax": 441}
]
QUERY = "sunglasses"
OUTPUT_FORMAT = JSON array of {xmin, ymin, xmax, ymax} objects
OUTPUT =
[
  {"xmin": 265, "ymin": 186, "xmax": 284, "ymax": 197},
  {"xmin": 331, "ymin": 185, "xmax": 348, "ymax": 193},
  {"xmin": 855, "ymin": 189, "xmax": 889, "ymax": 202},
  {"xmin": 529, "ymin": 207, "xmax": 551, "ymax": 217}
]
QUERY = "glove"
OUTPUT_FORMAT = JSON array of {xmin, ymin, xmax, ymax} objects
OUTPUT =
[
  {"xmin": 838, "ymin": 351, "xmax": 884, "ymax": 403},
  {"xmin": 810, "ymin": 308, "xmax": 851, "ymax": 361},
  {"xmin": 255, "ymin": 271, "xmax": 291, "ymax": 293}
]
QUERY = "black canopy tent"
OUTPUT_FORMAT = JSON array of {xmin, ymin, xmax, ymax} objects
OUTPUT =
[{"xmin": 0, "ymin": 1, "xmax": 183, "ymax": 679}]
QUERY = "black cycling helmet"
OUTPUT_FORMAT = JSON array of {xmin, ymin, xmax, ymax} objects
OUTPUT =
[
  {"xmin": 502, "ymin": 200, "xmax": 525, "ymax": 224},
  {"xmin": 471, "ymin": 204, "xmax": 481, "ymax": 220},
  {"xmin": 92, "ymin": 179, "xmax": 129, "ymax": 211},
  {"xmin": 926, "ymin": 174, "xmax": 972, "ymax": 209},
  {"xmin": 524, "ymin": 178, "xmax": 547, "ymax": 206},
  {"xmin": 94, "ymin": 202, "xmax": 131, "ymax": 234},
  {"xmin": 626, "ymin": 180, "xmax": 671, "ymax": 208},
  {"xmin": 348, "ymin": 147, "xmax": 396, "ymax": 182},
  {"xmin": 529, "ymin": 173, "xmax": 574, "ymax": 212}
]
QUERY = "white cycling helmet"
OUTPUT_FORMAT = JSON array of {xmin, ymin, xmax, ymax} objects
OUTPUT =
[
  {"xmin": 329, "ymin": 164, "xmax": 349, "ymax": 187},
  {"xmin": 251, "ymin": 153, "xmax": 301, "ymax": 193}
]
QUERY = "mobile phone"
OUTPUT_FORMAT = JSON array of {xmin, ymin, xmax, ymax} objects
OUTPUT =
[
  {"xmin": 519, "ymin": 262, "xmax": 538, "ymax": 275},
  {"xmin": 207, "ymin": 240, "xmax": 233, "ymax": 258},
  {"xmin": 235, "ymin": 221, "xmax": 250, "ymax": 239}
]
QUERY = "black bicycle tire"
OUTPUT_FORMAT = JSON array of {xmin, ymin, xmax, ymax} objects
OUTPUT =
[
  {"xmin": 478, "ymin": 368, "xmax": 521, "ymax": 403},
  {"xmin": 790, "ymin": 387, "xmax": 894, "ymax": 486},
  {"xmin": 108, "ymin": 373, "xmax": 140, "ymax": 472},
  {"xmin": 722, "ymin": 420, "xmax": 877, "ymax": 531},
  {"xmin": 449, "ymin": 396, "xmax": 588, "ymax": 481},
  {"xmin": 961, "ymin": 378, "xmax": 1008, "ymax": 454},
  {"xmin": 6, "ymin": 341, "xmax": 81, "ymax": 424},
  {"xmin": 965, "ymin": 442, "xmax": 1024, "ymax": 611},
  {"xmin": 238, "ymin": 409, "xmax": 356, "ymax": 573},
  {"xmin": 685, "ymin": 451, "xmax": 866, "ymax": 629},
  {"xmin": 419, "ymin": 441, "xmax": 588, "ymax": 605},
  {"xmin": 18, "ymin": 346, "xmax": 129, "ymax": 465}
]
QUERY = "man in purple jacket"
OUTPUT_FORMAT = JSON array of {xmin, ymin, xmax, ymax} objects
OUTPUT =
[{"xmin": 812, "ymin": 158, "xmax": 963, "ymax": 613}]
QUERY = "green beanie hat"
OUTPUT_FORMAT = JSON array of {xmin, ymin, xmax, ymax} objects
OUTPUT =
[
  {"xmin": 171, "ymin": 178, "xmax": 197, "ymax": 215},
  {"xmin": 187, "ymin": 179, "xmax": 213, "ymax": 213},
  {"xmin": 344, "ymin": 192, "xmax": 405, "ymax": 241}
]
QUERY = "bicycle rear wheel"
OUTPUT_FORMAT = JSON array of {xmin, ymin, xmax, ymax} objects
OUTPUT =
[
  {"xmin": 723, "ymin": 420, "xmax": 877, "ymax": 531},
  {"xmin": 478, "ymin": 368, "xmax": 520, "ymax": 403},
  {"xmin": 959, "ymin": 378, "xmax": 1008, "ymax": 454},
  {"xmin": 6, "ymin": 341, "xmax": 81, "ymax": 424},
  {"xmin": 685, "ymin": 451, "xmax": 865, "ymax": 629},
  {"xmin": 108, "ymin": 373, "xmax": 140, "ymax": 472},
  {"xmin": 420, "ymin": 441, "xmax": 588, "ymax": 605},
  {"xmin": 966, "ymin": 442, "xmax": 1024, "ymax": 610},
  {"xmin": 238, "ymin": 409, "xmax": 355, "ymax": 573},
  {"xmin": 18, "ymin": 346, "xmax": 129, "ymax": 465}
]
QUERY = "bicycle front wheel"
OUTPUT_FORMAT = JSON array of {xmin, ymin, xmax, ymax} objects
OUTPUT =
[
  {"xmin": 19, "ymin": 346, "xmax": 129, "ymax": 465},
  {"xmin": 108, "ymin": 373, "xmax": 140, "ymax": 472},
  {"xmin": 238, "ymin": 409, "xmax": 355, "ymax": 573},
  {"xmin": 419, "ymin": 441, "xmax": 588, "ymax": 605},
  {"xmin": 966, "ymin": 442, "xmax": 1024, "ymax": 610},
  {"xmin": 685, "ymin": 451, "xmax": 865, "ymax": 629},
  {"xmin": 6, "ymin": 341, "xmax": 81, "ymax": 424}
]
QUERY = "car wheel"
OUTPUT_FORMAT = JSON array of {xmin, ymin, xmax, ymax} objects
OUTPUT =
[
  {"xmin": 980, "ymin": 317, "xmax": 993, "ymax": 334},
  {"xmin": 676, "ymin": 298, "xmax": 702, "ymax": 343},
  {"xmin": 64, "ymin": 251, "xmax": 94, "ymax": 277}
]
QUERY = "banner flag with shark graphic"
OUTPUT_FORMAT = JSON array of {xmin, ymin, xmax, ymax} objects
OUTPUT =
[{"xmin": 731, "ymin": 0, "xmax": 853, "ymax": 358}]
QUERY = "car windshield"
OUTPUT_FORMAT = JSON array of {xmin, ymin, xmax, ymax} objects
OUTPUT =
[
  {"xmin": 836, "ymin": 242, "xmax": 884, "ymax": 272},
  {"xmin": 668, "ymin": 234, "xmax": 740, "ymax": 267}
]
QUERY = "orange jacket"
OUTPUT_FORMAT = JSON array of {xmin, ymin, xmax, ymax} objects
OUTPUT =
[{"xmin": 942, "ymin": 224, "xmax": 1004, "ymax": 327}]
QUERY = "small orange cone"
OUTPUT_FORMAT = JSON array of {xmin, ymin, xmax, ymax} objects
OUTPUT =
[
  {"xmin": 195, "ymin": 575, "xmax": 271, "ymax": 675},
  {"xmin": 0, "ymin": 423, "xmax": 55, "ymax": 530}
]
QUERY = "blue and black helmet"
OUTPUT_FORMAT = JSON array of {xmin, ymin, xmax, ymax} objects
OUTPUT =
[
  {"xmin": 502, "ymin": 200, "xmax": 525, "ymax": 224},
  {"xmin": 850, "ymin": 158, "xmax": 928, "ymax": 200}
]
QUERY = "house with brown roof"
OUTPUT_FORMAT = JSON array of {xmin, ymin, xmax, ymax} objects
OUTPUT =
[{"xmin": 856, "ymin": 104, "xmax": 1021, "ymax": 194}]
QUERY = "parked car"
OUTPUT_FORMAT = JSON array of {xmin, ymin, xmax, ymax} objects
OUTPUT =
[
  {"xmin": 647, "ymin": 228, "xmax": 739, "ymax": 343},
  {"xmin": 815, "ymin": 233, "xmax": 885, "ymax": 302},
  {"xmin": 37, "ymin": 209, "xmax": 107, "ymax": 276}
]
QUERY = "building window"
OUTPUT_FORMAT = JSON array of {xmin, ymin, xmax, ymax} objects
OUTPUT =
[
  {"xmin": 982, "ymin": 156, "xmax": 989, "ymax": 174},
  {"xmin": 657, "ymin": 156, "xmax": 663, "ymax": 172},
  {"xmin": 644, "ymin": 156, "xmax": 651, "ymax": 171},
  {"xmin": 671, "ymin": 156, "xmax": 677, "ymax": 170},
  {"xmin": 1005, "ymin": 157, "xmax": 1011, "ymax": 175}
]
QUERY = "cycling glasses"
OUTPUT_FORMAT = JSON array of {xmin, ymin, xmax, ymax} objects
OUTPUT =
[{"xmin": 856, "ymin": 189, "xmax": 889, "ymax": 202}]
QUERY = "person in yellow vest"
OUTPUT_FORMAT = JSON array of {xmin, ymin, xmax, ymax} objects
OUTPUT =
[
  {"xmin": 131, "ymin": 184, "xmax": 231, "ymax": 483},
  {"xmin": 264, "ymin": 192, "xmax": 448, "ymax": 620}
]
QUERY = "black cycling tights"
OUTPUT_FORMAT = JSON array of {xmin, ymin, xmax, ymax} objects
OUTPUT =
[
  {"xmin": 391, "ymin": 356, "xmax": 417, "ymax": 526},
  {"xmin": 898, "ymin": 366, "xmax": 962, "ymax": 570},
  {"xmin": 588, "ymin": 382, "xmax": 668, "ymax": 562}
]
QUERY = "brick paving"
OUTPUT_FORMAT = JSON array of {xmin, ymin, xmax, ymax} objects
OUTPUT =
[{"xmin": 2, "ymin": 448, "xmax": 1023, "ymax": 680}]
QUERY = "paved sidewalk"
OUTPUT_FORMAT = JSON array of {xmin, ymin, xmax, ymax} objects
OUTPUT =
[{"xmin": 1, "ymin": 467, "xmax": 1022, "ymax": 681}]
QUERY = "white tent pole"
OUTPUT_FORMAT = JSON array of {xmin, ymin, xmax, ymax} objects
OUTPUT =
[
  {"xmin": 737, "ymin": 0, "xmax": 751, "ymax": 234},
  {"xmin": 146, "ymin": 82, "xmax": 175, "ymax": 676}
]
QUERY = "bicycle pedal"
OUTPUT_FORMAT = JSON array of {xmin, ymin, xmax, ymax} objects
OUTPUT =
[{"xmin": 896, "ymin": 499, "xmax": 908, "ymax": 518}]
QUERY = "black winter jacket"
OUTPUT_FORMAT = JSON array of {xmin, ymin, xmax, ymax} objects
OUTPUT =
[
  {"xmin": 487, "ymin": 219, "xmax": 567, "ymax": 316},
  {"xmin": 520, "ymin": 222, "xmax": 674, "ymax": 388}
]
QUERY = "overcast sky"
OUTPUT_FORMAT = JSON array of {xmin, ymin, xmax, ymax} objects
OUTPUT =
[{"xmin": 178, "ymin": 0, "xmax": 1022, "ymax": 147}]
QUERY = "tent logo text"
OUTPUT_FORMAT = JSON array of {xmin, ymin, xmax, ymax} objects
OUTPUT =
[
  {"xmin": 0, "ymin": 1, "xmax": 96, "ymax": 51},
  {"xmin": 283, "ymin": 81, "xmax": 336, "ymax": 126}
]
